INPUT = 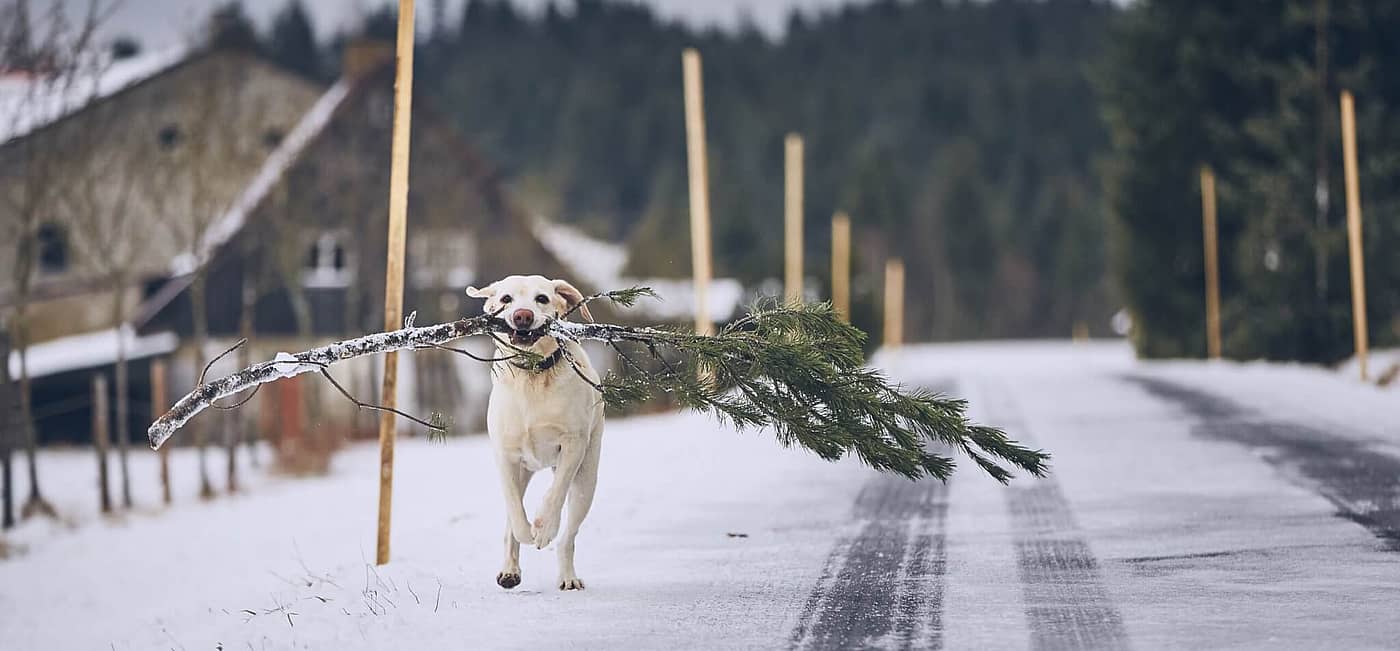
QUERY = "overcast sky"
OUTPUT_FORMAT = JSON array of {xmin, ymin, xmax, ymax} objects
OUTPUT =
[{"xmin": 54, "ymin": 0, "xmax": 867, "ymax": 50}]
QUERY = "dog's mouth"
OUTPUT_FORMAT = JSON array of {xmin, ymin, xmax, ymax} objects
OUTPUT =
[{"xmin": 509, "ymin": 329, "xmax": 542, "ymax": 346}]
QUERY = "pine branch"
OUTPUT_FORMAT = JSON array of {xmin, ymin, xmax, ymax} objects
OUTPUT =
[{"xmin": 147, "ymin": 292, "xmax": 1049, "ymax": 483}]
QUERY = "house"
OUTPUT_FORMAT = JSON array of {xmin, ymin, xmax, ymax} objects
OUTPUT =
[
  {"xmin": 1, "ymin": 38, "xmax": 322, "ymax": 444},
  {"xmin": 2, "ymin": 35, "xmax": 587, "ymax": 447},
  {"xmin": 134, "ymin": 39, "xmax": 590, "ymax": 438}
]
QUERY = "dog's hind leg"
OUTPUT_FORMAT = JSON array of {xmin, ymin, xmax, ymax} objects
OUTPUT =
[
  {"xmin": 496, "ymin": 466, "xmax": 533, "ymax": 589},
  {"xmin": 557, "ymin": 426, "xmax": 602, "ymax": 590},
  {"xmin": 531, "ymin": 428, "xmax": 587, "ymax": 551}
]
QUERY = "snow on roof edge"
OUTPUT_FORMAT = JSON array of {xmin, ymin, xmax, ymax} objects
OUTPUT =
[
  {"xmin": 169, "ymin": 79, "xmax": 352, "ymax": 277},
  {"xmin": 0, "ymin": 45, "xmax": 190, "ymax": 145},
  {"xmin": 527, "ymin": 215, "xmax": 745, "ymax": 322},
  {"xmin": 9, "ymin": 327, "xmax": 179, "ymax": 379},
  {"xmin": 528, "ymin": 215, "xmax": 629, "ymax": 291}
]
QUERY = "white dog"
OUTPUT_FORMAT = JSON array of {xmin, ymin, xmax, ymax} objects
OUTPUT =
[{"xmin": 465, "ymin": 275, "xmax": 603, "ymax": 591}]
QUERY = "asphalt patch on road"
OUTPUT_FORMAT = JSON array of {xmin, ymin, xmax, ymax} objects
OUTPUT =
[{"xmin": 1127, "ymin": 375, "xmax": 1400, "ymax": 552}]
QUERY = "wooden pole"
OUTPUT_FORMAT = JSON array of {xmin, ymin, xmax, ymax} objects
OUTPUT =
[
  {"xmin": 883, "ymin": 259, "xmax": 904, "ymax": 348},
  {"xmin": 1340, "ymin": 90, "xmax": 1369, "ymax": 381},
  {"xmin": 785, "ymin": 134, "xmax": 805, "ymax": 304},
  {"xmin": 682, "ymin": 48, "xmax": 714, "ymax": 336},
  {"xmin": 151, "ymin": 359, "xmax": 170, "ymax": 504},
  {"xmin": 1199, "ymin": 165, "xmax": 1222, "ymax": 360},
  {"xmin": 831, "ymin": 212, "xmax": 851, "ymax": 321},
  {"xmin": 93, "ymin": 373, "xmax": 111, "ymax": 514},
  {"xmin": 377, "ymin": 0, "xmax": 416, "ymax": 566}
]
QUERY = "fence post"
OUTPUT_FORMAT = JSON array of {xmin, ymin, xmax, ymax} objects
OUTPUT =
[
  {"xmin": 831, "ymin": 212, "xmax": 851, "ymax": 321},
  {"xmin": 0, "ymin": 330, "xmax": 12, "ymax": 528},
  {"xmin": 377, "ymin": 0, "xmax": 416, "ymax": 566},
  {"xmin": 1340, "ymin": 90, "xmax": 1369, "ymax": 382},
  {"xmin": 682, "ymin": 48, "xmax": 714, "ymax": 336},
  {"xmin": 884, "ymin": 259, "xmax": 905, "ymax": 348},
  {"xmin": 151, "ymin": 358, "xmax": 170, "ymax": 504},
  {"xmin": 785, "ymin": 134, "xmax": 804, "ymax": 304},
  {"xmin": 1199, "ymin": 166, "xmax": 1222, "ymax": 360},
  {"xmin": 93, "ymin": 373, "xmax": 111, "ymax": 514}
]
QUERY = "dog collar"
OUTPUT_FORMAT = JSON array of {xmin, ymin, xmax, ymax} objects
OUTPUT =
[{"xmin": 512, "ymin": 345, "xmax": 565, "ymax": 373}]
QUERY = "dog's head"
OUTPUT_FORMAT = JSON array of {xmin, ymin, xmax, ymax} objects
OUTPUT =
[{"xmin": 466, "ymin": 275, "xmax": 592, "ymax": 347}]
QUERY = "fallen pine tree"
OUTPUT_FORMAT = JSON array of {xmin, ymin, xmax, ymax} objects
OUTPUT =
[{"xmin": 147, "ymin": 288, "xmax": 1048, "ymax": 482}]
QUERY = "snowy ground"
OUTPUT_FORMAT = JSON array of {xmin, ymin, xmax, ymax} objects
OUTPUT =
[{"xmin": 3, "ymin": 340, "xmax": 1399, "ymax": 649}]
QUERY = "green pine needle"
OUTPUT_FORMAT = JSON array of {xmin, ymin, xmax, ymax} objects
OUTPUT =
[
  {"xmin": 600, "ymin": 286, "xmax": 658, "ymax": 308},
  {"xmin": 574, "ymin": 300, "xmax": 1049, "ymax": 483},
  {"xmin": 427, "ymin": 412, "xmax": 454, "ymax": 443}
]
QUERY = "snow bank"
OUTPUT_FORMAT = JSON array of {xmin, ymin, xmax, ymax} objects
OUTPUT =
[{"xmin": 1, "ymin": 411, "xmax": 867, "ymax": 649}]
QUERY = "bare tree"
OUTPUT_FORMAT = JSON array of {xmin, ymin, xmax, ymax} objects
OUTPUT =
[
  {"xmin": 146, "ymin": 29, "xmax": 270, "ymax": 498},
  {"xmin": 64, "ymin": 87, "xmax": 146, "ymax": 509},
  {"xmin": 0, "ymin": 0, "xmax": 116, "ymax": 519}
]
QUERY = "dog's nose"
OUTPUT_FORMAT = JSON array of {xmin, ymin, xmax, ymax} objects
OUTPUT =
[{"xmin": 511, "ymin": 309, "xmax": 535, "ymax": 330}]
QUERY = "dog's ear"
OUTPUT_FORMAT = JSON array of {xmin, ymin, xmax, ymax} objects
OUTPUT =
[
  {"xmin": 465, "ymin": 284, "xmax": 496, "ymax": 299},
  {"xmin": 553, "ymin": 279, "xmax": 593, "ymax": 322}
]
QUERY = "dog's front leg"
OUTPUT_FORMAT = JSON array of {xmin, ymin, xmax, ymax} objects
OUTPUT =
[
  {"xmin": 496, "ymin": 451, "xmax": 534, "ymax": 545},
  {"xmin": 532, "ymin": 430, "xmax": 586, "ymax": 550},
  {"xmin": 496, "ymin": 465, "xmax": 534, "ymax": 589}
]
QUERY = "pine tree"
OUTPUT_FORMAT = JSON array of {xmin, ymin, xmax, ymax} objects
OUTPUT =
[
  {"xmin": 1101, "ymin": 1, "xmax": 1399, "ymax": 362},
  {"xmin": 269, "ymin": 0, "xmax": 321, "ymax": 81},
  {"xmin": 429, "ymin": 0, "xmax": 1117, "ymax": 341}
]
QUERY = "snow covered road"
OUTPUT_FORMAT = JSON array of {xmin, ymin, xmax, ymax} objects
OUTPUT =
[{"xmin": 3, "ymin": 341, "xmax": 1399, "ymax": 649}]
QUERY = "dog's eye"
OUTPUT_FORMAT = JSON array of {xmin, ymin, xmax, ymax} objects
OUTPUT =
[
  {"xmin": 499, "ymin": 295, "xmax": 513, "ymax": 304},
  {"xmin": 535, "ymin": 294, "xmax": 549, "ymax": 305}
]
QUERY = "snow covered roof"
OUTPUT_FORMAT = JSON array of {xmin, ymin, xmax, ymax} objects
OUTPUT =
[
  {"xmin": 169, "ymin": 79, "xmax": 352, "ymax": 276},
  {"xmin": 529, "ymin": 217, "xmax": 629, "ymax": 292},
  {"xmin": 0, "ymin": 46, "xmax": 189, "ymax": 145},
  {"xmin": 8, "ymin": 327, "xmax": 178, "ymax": 379},
  {"xmin": 529, "ymin": 216, "xmax": 745, "ymax": 322},
  {"xmin": 620, "ymin": 277, "xmax": 746, "ymax": 323},
  {"xmin": 137, "ymin": 79, "xmax": 352, "ymax": 330}
]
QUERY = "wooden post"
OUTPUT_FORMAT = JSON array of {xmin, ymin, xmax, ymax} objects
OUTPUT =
[
  {"xmin": 1199, "ymin": 166, "xmax": 1222, "ymax": 360},
  {"xmin": 883, "ymin": 259, "xmax": 904, "ymax": 348},
  {"xmin": 831, "ymin": 212, "xmax": 851, "ymax": 321},
  {"xmin": 785, "ymin": 134, "xmax": 805, "ymax": 304},
  {"xmin": 1340, "ymin": 90, "xmax": 1369, "ymax": 381},
  {"xmin": 1072, "ymin": 321, "xmax": 1090, "ymax": 342},
  {"xmin": 92, "ymin": 373, "xmax": 111, "ymax": 514},
  {"xmin": 0, "ymin": 329, "xmax": 13, "ymax": 529},
  {"xmin": 682, "ymin": 48, "xmax": 714, "ymax": 336},
  {"xmin": 150, "ymin": 359, "xmax": 170, "ymax": 505},
  {"xmin": 377, "ymin": 0, "xmax": 416, "ymax": 566}
]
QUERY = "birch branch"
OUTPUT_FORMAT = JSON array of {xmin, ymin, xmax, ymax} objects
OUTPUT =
[{"xmin": 147, "ymin": 315, "xmax": 498, "ymax": 450}]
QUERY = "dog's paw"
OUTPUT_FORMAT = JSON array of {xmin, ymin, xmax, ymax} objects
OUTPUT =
[
  {"xmin": 496, "ymin": 571, "xmax": 522, "ymax": 589},
  {"xmin": 531, "ymin": 514, "xmax": 560, "ymax": 549},
  {"xmin": 558, "ymin": 576, "xmax": 585, "ymax": 591}
]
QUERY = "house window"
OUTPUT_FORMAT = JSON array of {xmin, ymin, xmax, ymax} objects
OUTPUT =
[
  {"xmin": 158, "ymin": 124, "xmax": 182, "ymax": 150},
  {"xmin": 302, "ymin": 232, "xmax": 353, "ymax": 288},
  {"xmin": 36, "ymin": 222, "xmax": 68, "ymax": 274},
  {"xmin": 410, "ymin": 230, "xmax": 476, "ymax": 289}
]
